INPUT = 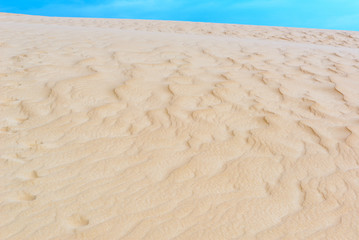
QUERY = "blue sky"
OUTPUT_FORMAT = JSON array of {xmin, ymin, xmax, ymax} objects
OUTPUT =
[{"xmin": 1, "ymin": 0, "xmax": 358, "ymax": 31}]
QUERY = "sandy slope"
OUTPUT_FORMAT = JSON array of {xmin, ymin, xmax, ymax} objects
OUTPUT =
[{"xmin": 0, "ymin": 13, "xmax": 359, "ymax": 240}]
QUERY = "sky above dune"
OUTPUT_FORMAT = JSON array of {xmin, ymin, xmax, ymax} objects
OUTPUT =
[{"xmin": 1, "ymin": 0, "xmax": 359, "ymax": 31}]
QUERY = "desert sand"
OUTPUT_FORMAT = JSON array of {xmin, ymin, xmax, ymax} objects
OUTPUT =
[{"xmin": 0, "ymin": 13, "xmax": 359, "ymax": 240}]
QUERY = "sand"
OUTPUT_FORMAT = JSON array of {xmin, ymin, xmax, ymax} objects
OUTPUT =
[{"xmin": 0, "ymin": 13, "xmax": 359, "ymax": 240}]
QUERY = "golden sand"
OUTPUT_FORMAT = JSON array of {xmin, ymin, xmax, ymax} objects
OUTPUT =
[{"xmin": 1, "ymin": 13, "xmax": 359, "ymax": 239}]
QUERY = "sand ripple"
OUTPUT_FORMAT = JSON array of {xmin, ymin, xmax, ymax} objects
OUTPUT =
[{"xmin": 1, "ymin": 13, "xmax": 359, "ymax": 240}]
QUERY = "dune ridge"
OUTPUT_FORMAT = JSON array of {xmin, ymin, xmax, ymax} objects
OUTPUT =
[{"xmin": 0, "ymin": 13, "xmax": 359, "ymax": 239}]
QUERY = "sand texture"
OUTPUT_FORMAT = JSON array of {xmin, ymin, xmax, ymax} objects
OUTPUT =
[{"xmin": 1, "ymin": 13, "xmax": 359, "ymax": 240}]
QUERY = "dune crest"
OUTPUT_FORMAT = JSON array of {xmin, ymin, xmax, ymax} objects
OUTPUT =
[{"xmin": 0, "ymin": 13, "xmax": 359, "ymax": 239}]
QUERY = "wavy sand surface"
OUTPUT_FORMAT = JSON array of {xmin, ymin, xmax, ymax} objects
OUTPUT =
[{"xmin": 1, "ymin": 13, "xmax": 359, "ymax": 240}]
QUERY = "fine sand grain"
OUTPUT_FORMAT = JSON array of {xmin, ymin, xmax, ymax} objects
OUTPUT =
[{"xmin": 1, "ymin": 13, "xmax": 359, "ymax": 240}]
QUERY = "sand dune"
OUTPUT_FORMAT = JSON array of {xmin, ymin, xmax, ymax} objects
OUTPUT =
[{"xmin": 0, "ymin": 13, "xmax": 359, "ymax": 240}]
